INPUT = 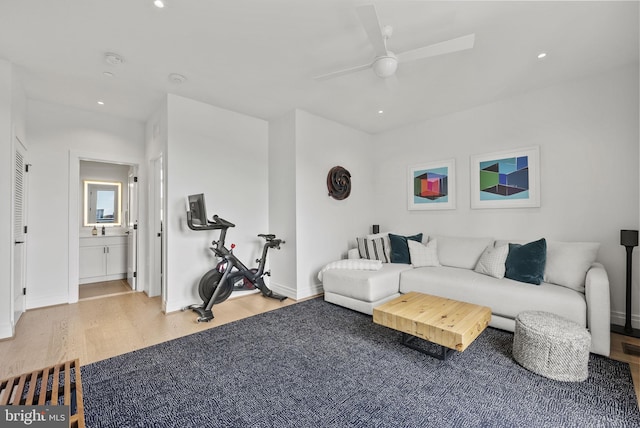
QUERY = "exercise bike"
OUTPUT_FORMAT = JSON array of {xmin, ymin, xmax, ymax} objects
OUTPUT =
[{"xmin": 184, "ymin": 194, "xmax": 287, "ymax": 322}]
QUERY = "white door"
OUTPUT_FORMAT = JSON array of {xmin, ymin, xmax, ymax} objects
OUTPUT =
[
  {"xmin": 12, "ymin": 137, "xmax": 27, "ymax": 325},
  {"xmin": 126, "ymin": 167, "xmax": 138, "ymax": 290}
]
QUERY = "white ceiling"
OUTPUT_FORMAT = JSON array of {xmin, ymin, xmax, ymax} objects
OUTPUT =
[{"xmin": 0, "ymin": 1, "xmax": 637, "ymax": 134}]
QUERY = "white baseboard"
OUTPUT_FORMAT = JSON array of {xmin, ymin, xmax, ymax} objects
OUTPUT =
[
  {"xmin": 269, "ymin": 282, "xmax": 323, "ymax": 300},
  {"xmin": 26, "ymin": 293, "xmax": 68, "ymax": 310},
  {"xmin": 611, "ymin": 310, "xmax": 640, "ymax": 329},
  {"xmin": 298, "ymin": 283, "xmax": 324, "ymax": 300},
  {"xmin": 0, "ymin": 321, "xmax": 13, "ymax": 339}
]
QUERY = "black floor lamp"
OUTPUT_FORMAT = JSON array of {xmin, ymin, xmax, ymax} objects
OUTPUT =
[{"xmin": 611, "ymin": 229, "xmax": 640, "ymax": 338}]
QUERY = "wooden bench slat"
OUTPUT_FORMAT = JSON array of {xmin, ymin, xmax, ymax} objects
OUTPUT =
[
  {"xmin": 51, "ymin": 364, "xmax": 60, "ymax": 405},
  {"xmin": 63, "ymin": 361, "xmax": 71, "ymax": 406},
  {"xmin": 37, "ymin": 366, "xmax": 51, "ymax": 405},
  {"xmin": 24, "ymin": 370, "xmax": 39, "ymax": 404},
  {"xmin": 0, "ymin": 379, "xmax": 11, "ymax": 405},
  {"xmin": 12, "ymin": 374, "xmax": 28, "ymax": 405},
  {"xmin": 73, "ymin": 359, "xmax": 85, "ymax": 428}
]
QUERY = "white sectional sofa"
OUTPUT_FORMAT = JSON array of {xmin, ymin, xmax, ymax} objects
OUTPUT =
[{"xmin": 321, "ymin": 234, "xmax": 610, "ymax": 357}]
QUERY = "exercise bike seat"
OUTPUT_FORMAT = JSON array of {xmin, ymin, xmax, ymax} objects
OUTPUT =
[{"xmin": 258, "ymin": 234, "xmax": 276, "ymax": 240}]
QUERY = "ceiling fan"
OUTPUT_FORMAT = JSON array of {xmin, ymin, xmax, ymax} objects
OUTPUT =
[{"xmin": 314, "ymin": 4, "xmax": 475, "ymax": 81}]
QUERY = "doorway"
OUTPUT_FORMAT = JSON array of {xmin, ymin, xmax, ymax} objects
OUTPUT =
[
  {"xmin": 68, "ymin": 152, "xmax": 141, "ymax": 304},
  {"xmin": 78, "ymin": 160, "xmax": 138, "ymax": 297}
]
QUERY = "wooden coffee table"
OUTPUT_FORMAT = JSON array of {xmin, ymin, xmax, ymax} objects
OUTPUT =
[{"xmin": 373, "ymin": 292, "xmax": 491, "ymax": 360}]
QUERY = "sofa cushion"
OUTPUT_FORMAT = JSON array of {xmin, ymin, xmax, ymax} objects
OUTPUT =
[
  {"xmin": 389, "ymin": 233, "xmax": 423, "ymax": 264},
  {"xmin": 543, "ymin": 241, "xmax": 600, "ymax": 293},
  {"xmin": 317, "ymin": 259, "xmax": 382, "ymax": 282},
  {"xmin": 356, "ymin": 235, "xmax": 390, "ymax": 263},
  {"xmin": 474, "ymin": 244, "xmax": 509, "ymax": 279},
  {"xmin": 408, "ymin": 239, "xmax": 440, "ymax": 267},
  {"xmin": 505, "ymin": 238, "xmax": 547, "ymax": 285},
  {"xmin": 434, "ymin": 235, "xmax": 494, "ymax": 269},
  {"xmin": 322, "ymin": 264, "xmax": 413, "ymax": 303},
  {"xmin": 399, "ymin": 266, "xmax": 586, "ymax": 328}
]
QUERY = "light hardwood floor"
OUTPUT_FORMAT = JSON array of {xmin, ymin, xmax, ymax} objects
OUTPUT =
[
  {"xmin": 0, "ymin": 287, "xmax": 298, "ymax": 380},
  {"xmin": 78, "ymin": 279, "xmax": 134, "ymax": 300},
  {"xmin": 1, "ymin": 287, "xmax": 639, "ymax": 406}
]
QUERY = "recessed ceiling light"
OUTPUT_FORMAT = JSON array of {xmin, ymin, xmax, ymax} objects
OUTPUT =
[
  {"xmin": 104, "ymin": 52, "xmax": 124, "ymax": 66},
  {"xmin": 97, "ymin": 101, "xmax": 105, "ymax": 105},
  {"xmin": 537, "ymin": 52, "xmax": 547, "ymax": 59},
  {"xmin": 378, "ymin": 110, "xmax": 384, "ymax": 114},
  {"xmin": 153, "ymin": 0, "xmax": 165, "ymax": 8}
]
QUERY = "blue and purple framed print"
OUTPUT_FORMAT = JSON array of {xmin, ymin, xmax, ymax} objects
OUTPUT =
[
  {"xmin": 471, "ymin": 146, "xmax": 540, "ymax": 209},
  {"xmin": 408, "ymin": 159, "xmax": 456, "ymax": 210}
]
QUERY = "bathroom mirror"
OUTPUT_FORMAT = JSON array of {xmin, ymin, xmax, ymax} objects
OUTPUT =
[{"xmin": 84, "ymin": 180, "xmax": 122, "ymax": 226}]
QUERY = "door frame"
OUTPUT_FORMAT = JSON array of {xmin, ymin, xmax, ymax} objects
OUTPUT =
[
  {"xmin": 127, "ymin": 166, "xmax": 139, "ymax": 291},
  {"xmin": 149, "ymin": 154, "xmax": 165, "ymax": 307},
  {"xmin": 68, "ymin": 150, "xmax": 142, "ymax": 303}
]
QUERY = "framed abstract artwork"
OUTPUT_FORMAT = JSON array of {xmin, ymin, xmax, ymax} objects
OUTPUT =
[
  {"xmin": 408, "ymin": 159, "xmax": 456, "ymax": 210},
  {"xmin": 470, "ymin": 146, "xmax": 540, "ymax": 209}
]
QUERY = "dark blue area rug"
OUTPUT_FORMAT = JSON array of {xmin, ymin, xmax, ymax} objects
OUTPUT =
[{"xmin": 82, "ymin": 298, "xmax": 640, "ymax": 427}]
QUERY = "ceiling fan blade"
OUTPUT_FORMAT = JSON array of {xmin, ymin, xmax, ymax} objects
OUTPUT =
[
  {"xmin": 396, "ymin": 33, "xmax": 475, "ymax": 63},
  {"xmin": 356, "ymin": 4, "xmax": 388, "ymax": 57},
  {"xmin": 313, "ymin": 62, "xmax": 372, "ymax": 81}
]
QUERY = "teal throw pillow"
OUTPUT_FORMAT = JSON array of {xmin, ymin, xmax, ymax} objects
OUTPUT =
[
  {"xmin": 505, "ymin": 238, "xmax": 547, "ymax": 285},
  {"xmin": 389, "ymin": 233, "xmax": 423, "ymax": 264}
]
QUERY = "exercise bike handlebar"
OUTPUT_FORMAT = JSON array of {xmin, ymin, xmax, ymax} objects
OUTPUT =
[
  {"xmin": 187, "ymin": 211, "xmax": 235, "ymax": 231},
  {"xmin": 212, "ymin": 215, "xmax": 235, "ymax": 228}
]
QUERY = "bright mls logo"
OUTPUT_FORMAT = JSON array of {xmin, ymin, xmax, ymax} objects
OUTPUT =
[{"xmin": 0, "ymin": 406, "xmax": 68, "ymax": 427}]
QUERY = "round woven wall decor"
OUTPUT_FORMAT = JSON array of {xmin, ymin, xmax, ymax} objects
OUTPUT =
[{"xmin": 327, "ymin": 166, "xmax": 351, "ymax": 200}]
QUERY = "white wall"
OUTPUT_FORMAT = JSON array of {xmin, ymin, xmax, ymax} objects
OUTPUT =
[
  {"xmin": 268, "ymin": 111, "xmax": 298, "ymax": 296},
  {"xmin": 0, "ymin": 60, "xmax": 13, "ymax": 337},
  {"xmin": 26, "ymin": 100, "xmax": 145, "ymax": 308},
  {"xmin": 372, "ymin": 64, "xmax": 639, "ymax": 327},
  {"xmin": 143, "ymin": 98, "xmax": 167, "ymax": 299},
  {"xmin": 274, "ymin": 110, "xmax": 375, "ymax": 298},
  {"xmin": 163, "ymin": 94, "xmax": 269, "ymax": 312},
  {"xmin": 0, "ymin": 61, "xmax": 27, "ymax": 338}
]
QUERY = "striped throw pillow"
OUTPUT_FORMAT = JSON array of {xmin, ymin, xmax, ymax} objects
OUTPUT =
[{"xmin": 357, "ymin": 236, "xmax": 390, "ymax": 263}]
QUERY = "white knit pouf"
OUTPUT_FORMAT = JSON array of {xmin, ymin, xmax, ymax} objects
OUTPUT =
[{"xmin": 513, "ymin": 311, "xmax": 591, "ymax": 382}]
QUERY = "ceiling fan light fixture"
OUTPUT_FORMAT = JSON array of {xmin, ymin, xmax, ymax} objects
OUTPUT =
[{"xmin": 372, "ymin": 54, "xmax": 398, "ymax": 78}]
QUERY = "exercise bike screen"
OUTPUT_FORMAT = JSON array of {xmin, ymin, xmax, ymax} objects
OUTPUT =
[{"xmin": 188, "ymin": 193, "xmax": 208, "ymax": 226}]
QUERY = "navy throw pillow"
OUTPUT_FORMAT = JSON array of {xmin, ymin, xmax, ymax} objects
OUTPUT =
[
  {"xmin": 505, "ymin": 238, "xmax": 547, "ymax": 285},
  {"xmin": 389, "ymin": 233, "xmax": 423, "ymax": 264}
]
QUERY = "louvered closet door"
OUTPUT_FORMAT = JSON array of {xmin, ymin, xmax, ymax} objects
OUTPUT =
[{"xmin": 13, "ymin": 137, "xmax": 27, "ymax": 323}]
